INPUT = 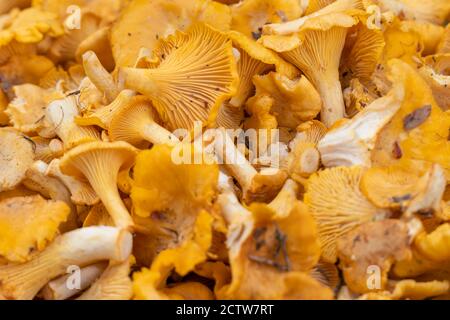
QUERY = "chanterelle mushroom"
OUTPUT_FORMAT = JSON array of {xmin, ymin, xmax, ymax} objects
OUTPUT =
[
  {"xmin": 0, "ymin": 226, "xmax": 132, "ymax": 300},
  {"xmin": 0, "ymin": 195, "xmax": 69, "ymax": 263},
  {"xmin": 109, "ymin": 96, "xmax": 179, "ymax": 147},
  {"xmin": 214, "ymin": 128, "xmax": 288, "ymax": 204},
  {"xmin": 60, "ymin": 141, "xmax": 138, "ymax": 230},
  {"xmin": 260, "ymin": 0, "xmax": 364, "ymax": 127},
  {"xmin": 120, "ymin": 23, "xmax": 238, "ymax": 131}
]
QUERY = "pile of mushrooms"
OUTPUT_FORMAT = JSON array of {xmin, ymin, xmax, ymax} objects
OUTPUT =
[{"xmin": 0, "ymin": 0, "xmax": 449, "ymax": 300}]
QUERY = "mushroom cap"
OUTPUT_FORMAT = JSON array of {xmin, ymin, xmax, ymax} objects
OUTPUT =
[
  {"xmin": 76, "ymin": 89, "xmax": 136, "ymax": 129},
  {"xmin": 318, "ymin": 86, "xmax": 402, "ymax": 168},
  {"xmin": 340, "ymin": 22, "xmax": 385, "ymax": 88},
  {"xmin": 243, "ymin": 169, "xmax": 288, "ymax": 204},
  {"xmin": 133, "ymin": 210, "xmax": 214, "ymax": 300},
  {"xmin": 218, "ymin": 201, "xmax": 332, "ymax": 299},
  {"xmin": 230, "ymin": 0, "xmax": 304, "ymax": 40},
  {"xmin": 228, "ymin": 30, "xmax": 300, "ymax": 81},
  {"xmin": 372, "ymin": 60, "xmax": 450, "ymax": 180},
  {"xmin": 0, "ymin": 128, "xmax": 35, "ymax": 192},
  {"xmin": 304, "ymin": 166, "xmax": 388, "ymax": 263},
  {"xmin": 251, "ymin": 72, "xmax": 322, "ymax": 129},
  {"xmin": 0, "ymin": 195, "xmax": 70, "ymax": 262},
  {"xmin": 360, "ymin": 161, "xmax": 430, "ymax": 209},
  {"xmin": 5, "ymin": 84, "xmax": 63, "ymax": 134},
  {"xmin": 121, "ymin": 23, "xmax": 238, "ymax": 131},
  {"xmin": 59, "ymin": 141, "xmax": 138, "ymax": 180},
  {"xmin": 337, "ymin": 219, "xmax": 411, "ymax": 294},
  {"xmin": 111, "ymin": 0, "xmax": 232, "ymax": 68},
  {"xmin": 108, "ymin": 96, "xmax": 162, "ymax": 146}
]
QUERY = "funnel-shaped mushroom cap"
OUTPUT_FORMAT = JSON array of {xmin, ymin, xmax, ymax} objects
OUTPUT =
[
  {"xmin": 60, "ymin": 141, "xmax": 138, "ymax": 229},
  {"xmin": 337, "ymin": 219, "xmax": 411, "ymax": 294},
  {"xmin": 46, "ymin": 158, "xmax": 99, "ymax": 206},
  {"xmin": 361, "ymin": 161, "xmax": 446, "ymax": 218},
  {"xmin": 304, "ymin": 166, "xmax": 388, "ymax": 263},
  {"xmin": 0, "ymin": 226, "xmax": 132, "ymax": 300},
  {"xmin": 262, "ymin": 0, "xmax": 363, "ymax": 35},
  {"xmin": 251, "ymin": 72, "xmax": 322, "ymax": 128},
  {"xmin": 45, "ymin": 95, "xmax": 100, "ymax": 150},
  {"xmin": 216, "ymin": 198, "xmax": 331, "ymax": 299},
  {"xmin": 76, "ymin": 89, "xmax": 136, "ymax": 129},
  {"xmin": 260, "ymin": 2, "xmax": 362, "ymax": 127},
  {"xmin": 372, "ymin": 60, "xmax": 450, "ymax": 179},
  {"xmin": 111, "ymin": 0, "xmax": 231, "ymax": 68},
  {"xmin": 120, "ymin": 23, "xmax": 238, "ymax": 131},
  {"xmin": 133, "ymin": 210, "xmax": 214, "ymax": 300},
  {"xmin": 0, "ymin": 7, "xmax": 63, "ymax": 46},
  {"xmin": 6, "ymin": 84, "xmax": 64, "ymax": 133},
  {"xmin": 76, "ymin": 26, "xmax": 115, "ymax": 72},
  {"xmin": 227, "ymin": 30, "xmax": 300, "ymax": 108},
  {"xmin": 0, "ymin": 195, "xmax": 69, "ymax": 263},
  {"xmin": 363, "ymin": 279, "xmax": 450, "ymax": 300},
  {"xmin": 261, "ymin": 28, "xmax": 353, "ymax": 127},
  {"xmin": 215, "ymin": 102, "xmax": 244, "ymax": 129},
  {"xmin": 77, "ymin": 258, "xmax": 133, "ymax": 300},
  {"xmin": 0, "ymin": 128, "xmax": 34, "ymax": 192},
  {"xmin": 318, "ymin": 87, "xmax": 402, "ymax": 168},
  {"xmin": 109, "ymin": 96, "xmax": 179, "ymax": 146},
  {"xmin": 131, "ymin": 145, "xmax": 218, "ymax": 257},
  {"xmin": 340, "ymin": 22, "xmax": 385, "ymax": 87},
  {"xmin": 230, "ymin": 0, "xmax": 304, "ymax": 40}
]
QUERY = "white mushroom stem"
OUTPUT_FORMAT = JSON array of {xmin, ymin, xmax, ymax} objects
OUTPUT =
[
  {"xmin": 40, "ymin": 262, "xmax": 107, "ymax": 300},
  {"xmin": 76, "ymin": 259, "xmax": 133, "ymax": 300},
  {"xmin": 83, "ymin": 51, "xmax": 119, "ymax": 102},
  {"xmin": 0, "ymin": 227, "xmax": 132, "ymax": 300},
  {"xmin": 217, "ymin": 171, "xmax": 253, "ymax": 258},
  {"xmin": 46, "ymin": 96, "xmax": 99, "ymax": 149},
  {"xmin": 316, "ymin": 72, "xmax": 346, "ymax": 127},
  {"xmin": 214, "ymin": 129, "xmax": 257, "ymax": 191}
]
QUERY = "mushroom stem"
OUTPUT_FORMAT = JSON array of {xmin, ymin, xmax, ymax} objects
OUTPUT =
[
  {"xmin": 316, "ymin": 72, "xmax": 346, "ymax": 127},
  {"xmin": 0, "ymin": 227, "xmax": 132, "ymax": 300},
  {"xmin": 89, "ymin": 170, "xmax": 134, "ymax": 230},
  {"xmin": 141, "ymin": 122, "xmax": 179, "ymax": 146},
  {"xmin": 83, "ymin": 51, "xmax": 119, "ymax": 102},
  {"xmin": 40, "ymin": 262, "xmax": 107, "ymax": 300},
  {"xmin": 121, "ymin": 68, "xmax": 158, "ymax": 98},
  {"xmin": 214, "ymin": 129, "xmax": 257, "ymax": 191}
]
